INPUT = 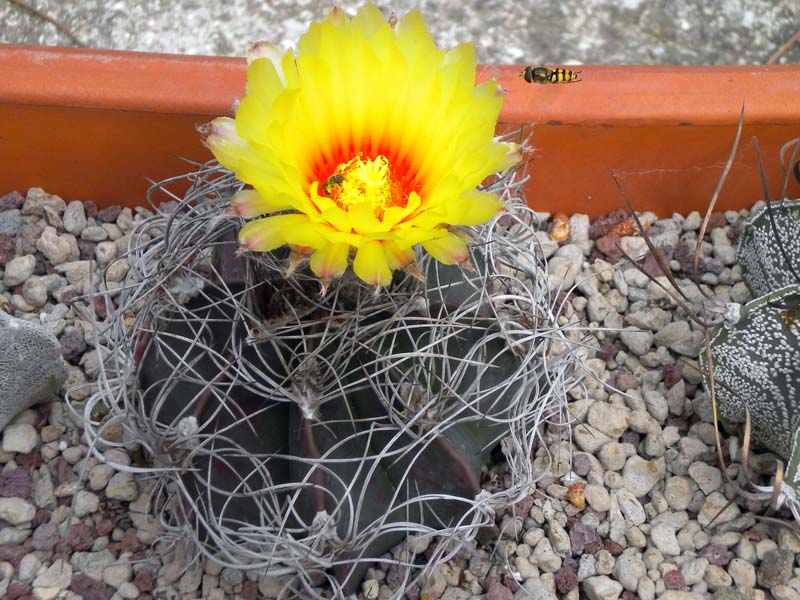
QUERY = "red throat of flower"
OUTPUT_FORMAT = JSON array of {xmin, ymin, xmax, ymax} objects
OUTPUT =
[{"xmin": 318, "ymin": 153, "xmax": 416, "ymax": 220}]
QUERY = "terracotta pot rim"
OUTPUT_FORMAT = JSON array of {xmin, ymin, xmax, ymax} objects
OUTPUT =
[{"xmin": 2, "ymin": 44, "xmax": 800, "ymax": 126}]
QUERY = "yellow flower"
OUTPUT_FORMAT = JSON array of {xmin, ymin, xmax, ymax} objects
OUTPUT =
[{"xmin": 206, "ymin": 4, "xmax": 519, "ymax": 287}]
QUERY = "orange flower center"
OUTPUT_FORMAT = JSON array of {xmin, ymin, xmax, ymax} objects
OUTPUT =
[{"xmin": 320, "ymin": 153, "xmax": 409, "ymax": 219}]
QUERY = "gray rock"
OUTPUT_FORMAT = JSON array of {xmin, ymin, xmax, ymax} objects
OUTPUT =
[
  {"xmin": 18, "ymin": 553, "xmax": 42, "ymax": 583},
  {"xmin": 63, "ymin": 200, "xmax": 88, "ymax": 235},
  {"xmin": 649, "ymin": 522, "xmax": 681, "ymax": 556},
  {"xmin": 2, "ymin": 423, "xmax": 38, "ymax": 453},
  {"xmin": 697, "ymin": 492, "xmax": 741, "ymax": 528},
  {"xmin": 3, "ymin": 254, "xmax": 36, "ymax": 287},
  {"xmin": 612, "ymin": 550, "xmax": 645, "ymax": 591},
  {"xmin": 664, "ymin": 476, "xmax": 695, "ymax": 511},
  {"xmin": 625, "ymin": 307, "xmax": 671, "ymax": 331},
  {"xmin": 21, "ymin": 275, "xmax": 48, "ymax": 307},
  {"xmin": 587, "ymin": 404, "xmax": 629, "ymax": 438},
  {"xmin": 81, "ymin": 225, "xmax": 109, "ymax": 242},
  {"xmin": 619, "ymin": 327, "xmax": 654, "ymax": 356},
  {"xmin": 681, "ymin": 557, "xmax": 708, "ymax": 585},
  {"xmin": 106, "ymin": 471, "xmax": 139, "ymax": 501},
  {"xmin": 33, "ymin": 558, "xmax": 72, "ymax": 599},
  {"xmin": 0, "ymin": 311, "xmax": 67, "ymax": 430},
  {"xmin": 0, "ymin": 497, "xmax": 36, "ymax": 525},
  {"xmin": 72, "ymin": 490, "xmax": 100, "ymax": 518},
  {"xmin": 688, "ymin": 462, "xmax": 722, "ymax": 495},
  {"xmin": 621, "ymin": 456, "xmax": 663, "ymax": 497},
  {"xmin": 36, "ymin": 226, "xmax": 72, "ymax": 265},
  {"xmin": 71, "ymin": 549, "xmax": 115, "ymax": 580},
  {"xmin": 615, "ymin": 489, "xmax": 646, "ymax": 525},
  {"xmin": 96, "ymin": 241, "xmax": 118, "ymax": 266},
  {"xmin": 757, "ymin": 549, "xmax": 794, "ymax": 588},
  {"xmin": 653, "ymin": 320, "xmax": 690, "ymax": 348},
  {"xmin": 587, "ymin": 293, "xmax": 611, "ymax": 323},
  {"xmin": 727, "ymin": 558, "xmax": 755, "ymax": 587},
  {"xmin": 583, "ymin": 575, "xmax": 622, "ymax": 600},
  {"xmin": 0, "ymin": 208, "xmax": 24, "ymax": 237}
]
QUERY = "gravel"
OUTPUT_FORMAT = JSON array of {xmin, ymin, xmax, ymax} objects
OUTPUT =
[{"xmin": 1, "ymin": 188, "xmax": 799, "ymax": 599}]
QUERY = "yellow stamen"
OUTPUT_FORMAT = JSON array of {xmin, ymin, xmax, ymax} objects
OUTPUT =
[{"xmin": 328, "ymin": 154, "xmax": 404, "ymax": 219}]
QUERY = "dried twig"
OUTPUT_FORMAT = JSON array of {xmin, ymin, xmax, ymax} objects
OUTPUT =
[
  {"xmin": 767, "ymin": 29, "xmax": 800, "ymax": 65},
  {"xmin": 6, "ymin": 0, "xmax": 85, "ymax": 47}
]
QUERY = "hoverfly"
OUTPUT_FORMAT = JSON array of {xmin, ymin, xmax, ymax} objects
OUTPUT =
[
  {"xmin": 321, "ymin": 174, "xmax": 344, "ymax": 196},
  {"xmin": 520, "ymin": 65, "xmax": 581, "ymax": 84}
]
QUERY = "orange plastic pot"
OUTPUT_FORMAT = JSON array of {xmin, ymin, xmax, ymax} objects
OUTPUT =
[{"xmin": 1, "ymin": 45, "xmax": 799, "ymax": 216}]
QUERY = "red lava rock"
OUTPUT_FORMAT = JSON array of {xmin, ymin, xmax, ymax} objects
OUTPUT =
[
  {"xmin": 96, "ymin": 205, "xmax": 122, "ymax": 223},
  {"xmin": 0, "ymin": 233, "xmax": 15, "ymax": 266},
  {"xmin": 613, "ymin": 370, "xmax": 638, "ymax": 391},
  {"xmin": 573, "ymin": 453, "xmax": 592, "ymax": 477},
  {"xmin": 486, "ymin": 580, "xmax": 513, "ymax": 600},
  {"xmin": 5, "ymin": 581, "xmax": 31, "ymax": 600},
  {"xmin": 0, "ymin": 191, "xmax": 24, "ymax": 210},
  {"xmin": 60, "ymin": 328, "xmax": 88, "ymax": 364},
  {"xmin": 121, "ymin": 527, "xmax": 143, "ymax": 553},
  {"xmin": 96, "ymin": 519, "xmax": 114, "ymax": 536},
  {"xmin": 595, "ymin": 234, "xmax": 623, "ymax": 262},
  {"xmin": 60, "ymin": 289, "xmax": 80, "ymax": 306},
  {"xmin": 555, "ymin": 564, "xmax": 578, "ymax": 593},
  {"xmin": 663, "ymin": 364, "xmax": 683, "ymax": 388},
  {"xmin": 621, "ymin": 431, "xmax": 640, "ymax": 446},
  {"xmin": 502, "ymin": 575, "xmax": 520, "ymax": 592},
  {"xmin": 67, "ymin": 523, "xmax": 95, "ymax": 551},
  {"xmin": 83, "ymin": 200, "xmax": 98, "ymax": 219},
  {"xmin": 513, "ymin": 495, "xmax": 535, "ymax": 518},
  {"xmin": 49, "ymin": 456, "xmax": 77, "ymax": 486},
  {"xmin": 31, "ymin": 509, "xmax": 51, "ymax": 528},
  {"xmin": 707, "ymin": 212, "xmax": 727, "ymax": 230},
  {"xmin": 241, "ymin": 580, "xmax": 258, "ymax": 600},
  {"xmin": 590, "ymin": 210, "xmax": 627, "ymax": 239},
  {"xmin": 70, "ymin": 573, "xmax": 114, "ymax": 600},
  {"xmin": 643, "ymin": 247, "xmax": 670, "ymax": 278},
  {"xmin": 77, "ymin": 239, "xmax": 97, "ymax": 261},
  {"xmin": 0, "ymin": 538, "xmax": 32, "ymax": 568},
  {"xmin": 666, "ymin": 417, "xmax": 690, "ymax": 432},
  {"xmin": 0, "ymin": 468, "xmax": 32, "ymax": 498},
  {"xmin": 663, "ymin": 569, "xmax": 687, "ymax": 590},
  {"xmin": 33, "ymin": 251, "xmax": 53, "ymax": 276},
  {"xmin": 94, "ymin": 296, "xmax": 108, "ymax": 320},
  {"xmin": 106, "ymin": 542, "xmax": 122, "ymax": 559},
  {"xmin": 604, "ymin": 538, "xmax": 624, "ymax": 556},
  {"xmin": 570, "ymin": 521, "xmax": 602, "ymax": 555},
  {"xmin": 685, "ymin": 382, "xmax": 698, "ymax": 397},
  {"xmin": 622, "ymin": 592, "xmax": 637, "ymax": 600},
  {"xmin": 32, "ymin": 522, "xmax": 59, "ymax": 551},
  {"xmin": 134, "ymin": 570, "xmax": 154, "ymax": 592},
  {"xmin": 700, "ymin": 544, "xmax": 733, "ymax": 566},
  {"xmin": 595, "ymin": 339, "xmax": 619, "ymax": 361},
  {"xmin": 15, "ymin": 451, "xmax": 42, "ymax": 469}
]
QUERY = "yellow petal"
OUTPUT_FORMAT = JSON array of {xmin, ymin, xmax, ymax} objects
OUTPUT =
[
  {"xmin": 230, "ymin": 189, "xmax": 288, "ymax": 216},
  {"xmin": 309, "ymin": 242, "xmax": 351, "ymax": 279},
  {"xmin": 382, "ymin": 241, "xmax": 416, "ymax": 270},
  {"xmin": 353, "ymin": 240, "xmax": 392, "ymax": 286},
  {"xmin": 420, "ymin": 230, "xmax": 469, "ymax": 265},
  {"xmin": 239, "ymin": 214, "xmax": 309, "ymax": 252}
]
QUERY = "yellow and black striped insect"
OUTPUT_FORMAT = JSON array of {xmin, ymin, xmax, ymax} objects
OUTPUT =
[
  {"xmin": 321, "ymin": 174, "xmax": 344, "ymax": 196},
  {"xmin": 520, "ymin": 65, "xmax": 581, "ymax": 84}
]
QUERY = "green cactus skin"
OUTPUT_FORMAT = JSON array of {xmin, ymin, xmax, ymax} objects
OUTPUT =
[
  {"xmin": 700, "ymin": 285, "xmax": 800, "ymax": 460},
  {"xmin": 737, "ymin": 200, "xmax": 800, "ymax": 297},
  {"xmin": 138, "ymin": 249, "xmax": 532, "ymax": 593}
]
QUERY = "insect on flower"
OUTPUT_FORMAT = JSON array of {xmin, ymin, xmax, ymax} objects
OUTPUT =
[
  {"xmin": 321, "ymin": 174, "xmax": 344, "ymax": 197},
  {"xmin": 520, "ymin": 65, "xmax": 581, "ymax": 84}
]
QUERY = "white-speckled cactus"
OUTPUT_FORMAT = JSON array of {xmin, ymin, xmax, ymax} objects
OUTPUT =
[{"xmin": 701, "ymin": 197, "xmax": 800, "ymax": 519}]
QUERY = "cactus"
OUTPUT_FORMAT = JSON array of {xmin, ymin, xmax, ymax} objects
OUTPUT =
[
  {"xmin": 701, "ymin": 191, "xmax": 800, "ymax": 520},
  {"xmin": 699, "ymin": 285, "xmax": 800, "ymax": 458},
  {"xmin": 81, "ymin": 163, "xmax": 579, "ymax": 597},
  {"xmin": 736, "ymin": 199, "xmax": 800, "ymax": 297}
]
